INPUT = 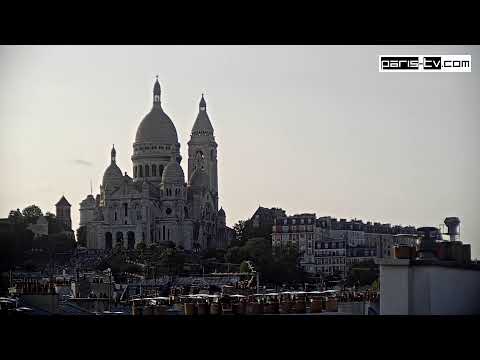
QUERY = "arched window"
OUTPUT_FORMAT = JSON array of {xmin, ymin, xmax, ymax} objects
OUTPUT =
[
  {"xmin": 105, "ymin": 232, "xmax": 112, "ymax": 250},
  {"xmin": 159, "ymin": 165, "xmax": 164, "ymax": 178},
  {"xmin": 139, "ymin": 165, "xmax": 143, "ymax": 177},
  {"xmin": 133, "ymin": 166, "xmax": 137, "ymax": 178},
  {"xmin": 152, "ymin": 164, "xmax": 157, "ymax": 177},
  {"xmin": 184, "ymin": 207, "xmax": 189, "ymax": 218},
  {"xmin": 116, "ymin": 232, "xmax": 123, "ymax": 245},
  {"xmin": 145, "ymin": 165, "xmax": 150, "ymax": 177},
  {"xmin": 127, "ymin": 232, "xmax": 135, "ymax": 250}
]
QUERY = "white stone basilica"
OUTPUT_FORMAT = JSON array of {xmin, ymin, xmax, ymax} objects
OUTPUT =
[{"xmin": 79, "ymin": 78, "xmax": 232, "ymax": 251}]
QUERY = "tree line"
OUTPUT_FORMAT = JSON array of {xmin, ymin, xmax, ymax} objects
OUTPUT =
[{"xmin": 0, "ymin": 205, "xmax": 76, "ymax": 273}]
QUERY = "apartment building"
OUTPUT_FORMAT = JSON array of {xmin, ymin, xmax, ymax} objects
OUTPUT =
[{"xmin": 272, "ymin": 213, "xmax": 417, "ymax": 278}]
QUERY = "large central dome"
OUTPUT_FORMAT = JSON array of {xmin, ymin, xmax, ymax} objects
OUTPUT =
[
  {"xmin": 135, "ymin": 106, "xmax": 178, "ymax": 144},
  {"xmin": 135, "ymin": 78, "xmax": 178, "ymax": 145}
]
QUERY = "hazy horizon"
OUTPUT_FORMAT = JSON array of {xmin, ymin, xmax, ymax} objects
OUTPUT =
[{"xmin": 1, "ymin": 45, "xmax": 479, "ymax": 257}]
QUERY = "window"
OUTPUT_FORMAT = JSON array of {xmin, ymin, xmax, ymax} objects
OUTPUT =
[
  {"xmin": 114, "ymin": 212, "xmax": 117, "ymax": 221},
  {"xmin": 152, "ymin": 164, "xmax": 157, "ymax": 177},
  {"xmin": 145, "ymin": 165, "xmax": 150, "ymax": 177},
  {"xmin": 139, "ymin": 165, "xmax": 143, "ymax": 177},
  {"xmin": 133, "ymin": 166, "xmax": 137, "ymax": 178},
  {"xmin": 124, "ymin": 203, "xmax": 128, "ymax": 216}
]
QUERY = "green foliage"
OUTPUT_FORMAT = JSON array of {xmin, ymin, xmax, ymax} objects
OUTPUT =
[
  {"xmin": 76, "ymin": 226, "xmax": 87, "ymax": 247},
  {"xmin": 8, "ymin": 209, "xmax": 24, "ymax": 224},
  {"xmin": 263, "ymin": 243, "xmax": 306, "ymax": 284},
  {"xmin": 0, "ymin": 220, "xmax": 35, "ymax": 271},
  {"xmin": 136, "ymin": 242, "xmax": 146, "ymax": 252},
  {"xmin": 226, "ymin": 235, "xmax": 304, "ymax": 285},
  {"xmin": 22, "ymin": 205, "xmax": 43, "ymax": 223},
  {"xmin": 345, "ymin": 261, "xmax": 379, "ymax": 287},
  {"xmin": 201, "ymin": 248, "xmax": 226, "ymax": 261},
  {"xmin": 225, "ymin": 246, "xmax": 246, "ymax": 264},
  {"xmin": 48, "ymin": 232, "xmax": 76, "ymax": 253},
  {"xmin": 148, "ymin": 246, "xmax": 185, "ymax": 275},
  {"xmin": 233, "ymin": 220, "xmax": 247, "ymax": 245},
  {"xmin": 239, "ymin": 261, "xmax": 251, "ymax": 273}
]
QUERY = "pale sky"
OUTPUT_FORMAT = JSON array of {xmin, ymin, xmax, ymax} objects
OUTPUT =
[{"xmin": 1, "ymin": 45, "xmax": 479, "ymax": 257}]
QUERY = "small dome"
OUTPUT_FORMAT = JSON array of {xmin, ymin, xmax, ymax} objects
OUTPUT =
[
  {"xmin": 103, "ymin": 162, "xmax": 123, "ymax": 187},
  {"xmin": 189, "ymin": 168, "xmax": 210, "ymax": 188},
  {"xmin": 135, "ymin": 106, "xmax": 179, "ymax": 144},
  {"xmin": 162, "ymin": 160, "xmax": 185, "ymax": 184}
]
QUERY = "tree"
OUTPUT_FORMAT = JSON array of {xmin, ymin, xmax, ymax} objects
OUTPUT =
[
  {"xmin": 156, "ymin": 247, "xmax": 185, "ymax": 275},
  {"xmin": 225, "ymin": 246, "xmax": 245, "ymax": 264},
  {"xmin": 239, "ymin": 261, "xmax": 251, "ymax": 273},
  {"xmin": 8, "ymin": 209, "xmax": 24, "ymax": 224},
  {"xmin": 22, "ymin": 205, "xmax": 43, "ymax": 223},
  {"xmin": 345, "ymin": 261, "xmax": 379, "ymax": 288},
  {"xmin": 48, "ymin": 232, "xmax": 76, "ymax": 253},
  {"xmin": 76, "ymin": 226, "xmax": 87, "ymax": 247},
  {"xmin": 233, "ymin": 220, "xmax": 247, "ymax": 245}
]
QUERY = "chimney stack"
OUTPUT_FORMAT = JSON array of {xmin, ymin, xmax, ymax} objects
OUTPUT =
[{"xmin": 444, "ymin": 217, "xmax": 460, "ymax": 242}]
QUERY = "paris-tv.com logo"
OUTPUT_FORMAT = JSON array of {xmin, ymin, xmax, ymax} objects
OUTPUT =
[{"xmin": 379, "ymin": 55, "xmax": 471, "ymax": 72}]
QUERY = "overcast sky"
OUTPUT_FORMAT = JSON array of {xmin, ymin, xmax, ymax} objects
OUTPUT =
[{"xmin": 1, "ymin": 45, "xmax": 478, "ymax": 257}]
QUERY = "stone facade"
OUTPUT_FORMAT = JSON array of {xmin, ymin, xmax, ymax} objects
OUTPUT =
[
  {"xmin": 272, "ymin": 214, "xmax": 417, "ymax": 277},
  {"xmin": 79, "ymin": 79, "xmax": 231, "ymax": 251}
]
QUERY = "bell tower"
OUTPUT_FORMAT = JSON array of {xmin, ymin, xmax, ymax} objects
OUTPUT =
[
  {"xmin": 188, "ymin": 94, "xmax": 218, "ymax": 207},
  {"xmin": 56, "ymin": 195, "xmax": 72, "ymax": 230}
]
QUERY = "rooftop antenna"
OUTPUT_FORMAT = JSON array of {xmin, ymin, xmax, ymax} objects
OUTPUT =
[{"xmin": 90, "ymin": 180, "xmax": 93, "ymax": 195}]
